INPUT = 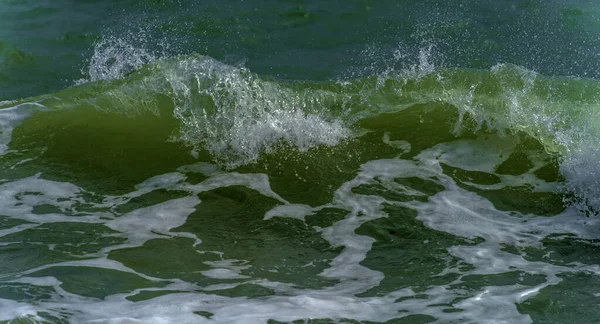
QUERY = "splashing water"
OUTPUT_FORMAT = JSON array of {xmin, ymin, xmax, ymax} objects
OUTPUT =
[{"xmin": 77, "ymin": 36, "xmax": 158, "ymax": 84}]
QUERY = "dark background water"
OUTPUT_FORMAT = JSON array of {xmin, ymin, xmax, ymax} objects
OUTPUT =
[{"xmin": 1, "ymin": 0, "xmax": 599, "ymax": 101}]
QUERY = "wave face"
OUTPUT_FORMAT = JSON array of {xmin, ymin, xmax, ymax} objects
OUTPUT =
[{"xmin": 3, "ymin": 1, "xmax": 600, "ymax": 323}]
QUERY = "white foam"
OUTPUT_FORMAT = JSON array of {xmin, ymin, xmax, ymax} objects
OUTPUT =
[
  {"xmin": 201, "ymin": 269, "xmax": 250, "ymax": 280},
  {"xmin": 9, "ymin": 157, "xmax": 35, "ymax": 169},
  {"xmin": 21, "ymin": 258, "xmax": 157, "ymax": 281},
  {"xmin": 0, "ymin": 224, "xmax": 37, "ymax": 238},
  {"xmin": 183, "ymin": 172, "xmax": 288, "ymax": 204},
  {"xmin": 440, "ymin": 64, "xmax": 600, "ymax": 213},
  {"xmin": 0, "ymin": 100, "xmax": 16, "ymax": 107},
  {"xmin": 201, "ymin": 265, "xmax": 251, "ymax": 283},
  {"xmin": 134, "ymin": 172, "xmax": 187, "ymax": 191},
  {"xmin": 223, "ymin": 132, "xmax": 592, "ymax": 323},
  {"xmin": 382, "ymin": 132, "xmax": 411, "ymax": 154},
  {"xmin": 160, "ymin": 56, "xmax": 350, "ymax": 168},
  {"xmin": 264, "ymin": 204, "xmax": 315, "ymax": 221},
  {"xmin": 106, "ymin": 196, "xmax": 201, "ymax": 249},
  {"xmin": 1, "ymin": 135, "xmax": 599, "ymax": 323},
  {"xmin": 0, "ymin": 174, "xmax": 108, "ymax": 225},
  {"xmin": 0, "ymin": 299, "xmax": 44, "ymax": 322}
]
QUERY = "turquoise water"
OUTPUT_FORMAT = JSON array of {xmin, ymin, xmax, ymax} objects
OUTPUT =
[{"xmin": 2, "ymin": 1, "xmax": 600, "ymax": 323}]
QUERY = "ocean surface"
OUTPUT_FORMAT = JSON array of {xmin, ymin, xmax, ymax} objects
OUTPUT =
[{"xmin": 1, "ymin": 1, "xmax": 600, "ymax": 323}]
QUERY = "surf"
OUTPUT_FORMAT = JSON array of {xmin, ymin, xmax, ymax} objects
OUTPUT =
[{"xmin": 2, "ymin": 51, "xmax": 599, "ymax": 214}]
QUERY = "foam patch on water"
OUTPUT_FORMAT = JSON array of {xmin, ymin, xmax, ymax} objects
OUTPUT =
[
  {"xmin": 326, "ymin": 153, "xmax": 598, "ymax": 322},
  {"xmin": 105, "ymin": 196, "xmax": 201, "ymax": 250},
  {"xmin": 0, "ymin": 155, "xmax": 407, "ymax": 322},
  {"xmin": 2, "ymin": 291, "xmax": 408, "ymax": 324},
  {"xmin": 201, "ymin": 269, "xmax": 250, "ymax": 280},
  {"xmin": 0, "ymin": 167, "xmax": 379, "ymax": 322},
  {"xmin": 0, "ymin": 299, "xmax": 44, "ymax": 322},
  {"xmin": 264, "ymin": 204, "xmax": 316, "ymax": 221},
  {"xmin": 2, "ymin": 144, "xmax": 600, "ymax": 323},
  {"xmin": 0, "ymin": 174, "xmax": 105, "ymax": 224}
]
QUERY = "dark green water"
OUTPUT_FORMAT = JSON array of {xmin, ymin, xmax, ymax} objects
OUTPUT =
[{"xmin": 2, "ymin": 1, "xmax": 600, "ymax": 323}]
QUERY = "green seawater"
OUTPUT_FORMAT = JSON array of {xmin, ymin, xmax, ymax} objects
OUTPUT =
[{"xmin": 2, "ymin": 1, "xmax": 600, "ymax": 323}]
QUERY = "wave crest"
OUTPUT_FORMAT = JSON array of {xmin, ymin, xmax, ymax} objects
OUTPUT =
[{"xmin": 8, "ymin": 49, "xmax": 600, "ymax": 213}]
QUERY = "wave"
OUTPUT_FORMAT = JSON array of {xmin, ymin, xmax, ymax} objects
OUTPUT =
[{"xmin": 2, "ymin": 51, "xmax": 600, "ymax": 213}]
